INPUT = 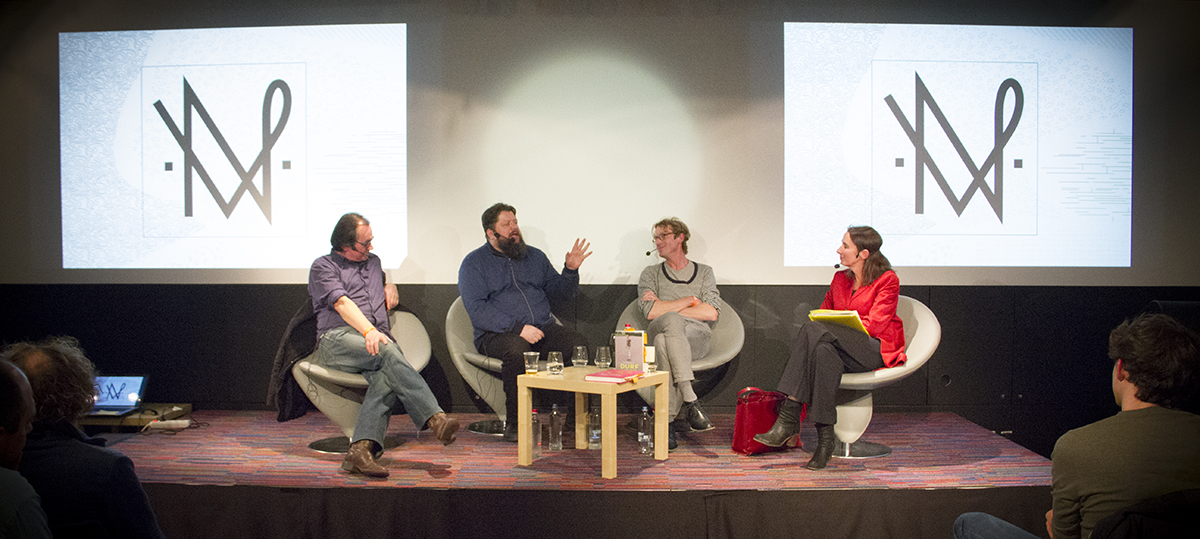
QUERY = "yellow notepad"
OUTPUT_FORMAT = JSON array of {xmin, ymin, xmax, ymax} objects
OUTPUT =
[{"xmin": 808, "ymin": 309, "xmax": 868, "ymax": 334}]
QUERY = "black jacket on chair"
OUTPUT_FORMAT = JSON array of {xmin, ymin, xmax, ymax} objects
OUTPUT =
[{"xmin": 266, "ymin": 298, "xmax": 318, "ymax": 422}]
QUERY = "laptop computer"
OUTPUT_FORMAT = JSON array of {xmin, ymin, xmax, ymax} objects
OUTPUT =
[{"xmin": 88, "ymin": 375, "xmax": 148, "ymax": 417}]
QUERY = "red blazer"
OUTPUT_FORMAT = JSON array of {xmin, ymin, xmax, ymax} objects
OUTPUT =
[{"xmin": 820, "ymin": 269, "xmax": 907, "ymax": 367}]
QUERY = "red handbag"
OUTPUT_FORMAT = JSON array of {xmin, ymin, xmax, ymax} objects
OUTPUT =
[{"xmin": 731, "ymin": 387, "xmax": 805, "ymax": 455}]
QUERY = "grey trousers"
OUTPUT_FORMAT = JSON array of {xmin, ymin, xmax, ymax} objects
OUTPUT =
[{"xmin": 647, "ymin": 311, "xmax": 712, "ymax": 418}]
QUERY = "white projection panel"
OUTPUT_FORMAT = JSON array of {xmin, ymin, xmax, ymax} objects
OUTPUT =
[
  {"xmin": 60, "ymin": 24, "xmax": 407, "ymax": 269},
  {"xmin": 784, "ymin": 23, "xmax": 1132, "ymax": 267}
]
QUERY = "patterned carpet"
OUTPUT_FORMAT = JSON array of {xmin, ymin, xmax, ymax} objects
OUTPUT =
[{"xmin": 108, "ymin": 410, "xmax": 1049, "ymax": 491}]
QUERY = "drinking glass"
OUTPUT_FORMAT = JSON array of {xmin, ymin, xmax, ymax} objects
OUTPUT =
[
  {"xmin": 595, "ymin": 346, "xmax": 612, "ymax": 369},
  {"xmin": 523, "ymin": 351, "xmax": 540, "ymax": 374},
  {"xmin": 547, "ymin": 351, "xmax": 564, "ymax": 375},
  {"xmin": 571, "ymin": 345, "xmax": 589, "ymax": 368},
  {"xmin": 644, "ymin": 346, "xmax": 657, "ymax": 373}
]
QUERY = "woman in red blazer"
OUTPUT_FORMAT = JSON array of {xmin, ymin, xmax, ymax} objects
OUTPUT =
[{"xmin": 754, "ymin": 226, "xmax": 906, "ymax": 470}]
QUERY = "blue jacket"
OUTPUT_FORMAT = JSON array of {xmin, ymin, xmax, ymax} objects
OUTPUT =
[{"xmin": 458, "ymin": 243, "xmax": 579, "ymax": 347}]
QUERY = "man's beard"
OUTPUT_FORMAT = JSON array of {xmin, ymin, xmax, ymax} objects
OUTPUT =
[{"xmin": 497, "ymin": 233, "xmax": 527, "ymax": 259}]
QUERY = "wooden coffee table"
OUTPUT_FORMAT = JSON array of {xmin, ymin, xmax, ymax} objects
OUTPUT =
[{"xmin": 517, "ymin": 367, "xmax": 669, "ymax": 478}]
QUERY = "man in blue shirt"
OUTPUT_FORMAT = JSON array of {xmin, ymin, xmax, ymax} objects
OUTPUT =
[
  {"xmin": 309, "ymin": 213, "xmax": 459, "ymax": 478},
  {"xmin": 458, "ymin": 203, "xmax": 591, "ymax": 442}
]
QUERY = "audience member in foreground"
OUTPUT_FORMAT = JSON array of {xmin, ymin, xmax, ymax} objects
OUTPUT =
[
  {"xmin": 0, "ymin": 360, "xmax": 51, "ymax": 539},
  {"xmin": 954, "ymin": 313, "xmax": 1200, "ymax": 539},
  {"xmin": 4, "ymin": 337, "xmax": 164, "ymax": 539}
]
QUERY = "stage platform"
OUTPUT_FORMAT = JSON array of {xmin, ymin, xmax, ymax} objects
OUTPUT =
[{"xmin": 111, "ymin": 410, "xmax": 1053, "ymax": 539}]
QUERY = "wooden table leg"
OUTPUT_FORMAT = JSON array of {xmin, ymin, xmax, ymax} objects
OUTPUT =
[
  {"xmin": 574, "ymin": 392, "xmax": 588, "ymax": 450},
  {"xmin": 517, "ymin": 381, "xmax": 533, "ymax": 465},
  {"xmin": 654, "ymin": 378, "xmax": 669, "ymax": 460},
  {"xmin": 601, "ymin": 393, "xmax": 617, "ymax": 479}
]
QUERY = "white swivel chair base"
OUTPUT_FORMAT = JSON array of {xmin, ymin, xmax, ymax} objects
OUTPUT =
[
  {"xmin": 830, "ymin": 389, "xmax": 890, "ymax": 458},
  {"xmin": 832, "ymin": 439, "xmax": 892, "ymax": 459}
]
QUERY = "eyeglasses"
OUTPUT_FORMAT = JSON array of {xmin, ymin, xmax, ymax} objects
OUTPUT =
[
  {"xmin": 356, "ymin": 239, "xmax": 373, "ymax": 249},
  {"xmin": 652, "ymin": 233, "xmax": 678, "ymax": 243}
]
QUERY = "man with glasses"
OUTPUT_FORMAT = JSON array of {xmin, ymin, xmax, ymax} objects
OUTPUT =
[
  {"xmin": 458, "ymin": 202, "xmax": 591, "ymax": 442},
  {"xmin": 633, "ymin": 216, "xmax": 715, "ymax": 446},
  {"xmin": 309, "ymin": 213, "xmax": 459, "ymax": 478},
  {"xmin": 638, "ymin": 217, "xmax": 719, "ymax": 450}
]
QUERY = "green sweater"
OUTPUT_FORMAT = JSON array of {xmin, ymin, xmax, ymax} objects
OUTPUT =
[{"xmin": 1050, "ymin": 406, "xmax": 1200, "ymax": 539}]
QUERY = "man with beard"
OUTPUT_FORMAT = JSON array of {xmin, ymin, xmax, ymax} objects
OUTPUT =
[{"xmin": 458, "ymin": 202, "xmax": 592, "ymax": 442}]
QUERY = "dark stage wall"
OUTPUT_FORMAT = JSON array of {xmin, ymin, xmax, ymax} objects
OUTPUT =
[
  {"xmin": 3, "ymin": 282, "xmax": 1198, "ymax": 458},
  {"xmin": 141, "ymin": 483, "xmax": 1052, "ymax": 539}
]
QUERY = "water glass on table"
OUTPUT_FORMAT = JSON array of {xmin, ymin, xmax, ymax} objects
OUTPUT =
[
  {"xmin": 595, "ymin": 346, "xmax": 612, "ymax": 369},
  {"xmin": 523, "ymin": 351, "xmax": 540, "ymax": 374},
  {"xmin": 571, "ymin": 345, "xmax": 589, "ymax": 368},
  {"xmin": 547, "ymin": 351, "xmax": 564, "ymax": 375}
]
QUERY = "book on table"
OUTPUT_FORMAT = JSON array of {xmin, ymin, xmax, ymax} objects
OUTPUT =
[
  {"xmin": 808, "ymin": 309, "xmax": 868, "ymax": 334},
  {"xmin": 584, "ymin": 369, "xmax": 646, "ymax": 383},
  {"xmin": 613, "ymin": 329, "xmax": 646, "ymax": 370}
]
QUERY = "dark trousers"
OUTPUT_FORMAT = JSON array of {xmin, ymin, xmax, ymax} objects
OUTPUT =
[
  {"xmin": 478, "ymin": 324, "xmax": 588, "ymax": 421},
  {"xmin": 776, "ymin": 321, "xmax": 884, "ymax": 425}
]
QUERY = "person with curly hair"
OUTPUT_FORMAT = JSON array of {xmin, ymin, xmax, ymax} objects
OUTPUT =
[{"xmin": 3, "ymin": 336, "xmax": 165, "ymax": 539}]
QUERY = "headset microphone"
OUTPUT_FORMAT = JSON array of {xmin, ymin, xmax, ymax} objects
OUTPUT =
[{"xmin": 646, "ymin": 250, "xmax": 654, "ymax": 256}]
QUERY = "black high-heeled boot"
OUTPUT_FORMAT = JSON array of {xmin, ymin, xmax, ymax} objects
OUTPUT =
[
  {"xmin": 806, "ymin": 423, "xmax": 836, "ymax": 470},
  {"xmin": 753, "ymin": 398, "xmax": 804, "ymax": 447}
]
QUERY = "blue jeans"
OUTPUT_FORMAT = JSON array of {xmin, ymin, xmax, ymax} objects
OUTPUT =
[
  {"xmin": 316, "ymin": 327, "xmax": 442, "ymax": 446},
  {"xmin": 953, "ymin": 512, "xmax": 1040, "ymax": 539}
]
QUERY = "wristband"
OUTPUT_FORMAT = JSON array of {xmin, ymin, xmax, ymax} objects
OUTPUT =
[{"xmin": 363, "ymin": 327, "xmax": 376, "ymax": 337}]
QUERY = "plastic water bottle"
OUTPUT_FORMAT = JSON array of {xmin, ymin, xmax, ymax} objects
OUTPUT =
[
  {"xmin": 549, "ymin": 404, "xmax": 563, "ymax": 451},
  {"xmin": 531, "ymin": 409, "xmax": 542, "ymax": 459},
  {"xmin": 588, "ymin": 406, "xmax": 602, "ymax": 450},
  {"xmin": 637, "ymin": 406, "xmax": 653, "ymax": 455}
]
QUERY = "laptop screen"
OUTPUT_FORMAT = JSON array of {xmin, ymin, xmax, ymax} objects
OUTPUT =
[{"xmin": 94, "ymin": 375, "xmax": 146, "ymax": 409}]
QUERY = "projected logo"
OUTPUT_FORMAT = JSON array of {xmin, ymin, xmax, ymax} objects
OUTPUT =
[
  {"xmin": 141, "ymin": 64, "xmax": 306, "ymax": 238},
  {"xmin": 871, "ymin": 61, "xmax": 1036, "ymax": 235}
]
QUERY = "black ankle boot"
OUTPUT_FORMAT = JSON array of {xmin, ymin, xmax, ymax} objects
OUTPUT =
[
  {"xmin": 806, "ymin": 423, "xmax": 836, "ymax": 470},
  {"xmin": 753, "ymin": 399, "xmax": 804, "ymax": 447}
]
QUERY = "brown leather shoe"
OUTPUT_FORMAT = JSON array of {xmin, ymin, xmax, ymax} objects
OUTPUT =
[
  {"xmin": 342, "ymin": 440, "xmax": 389, "ymax": 478},
  {"xmin": 426, "ymin": 412, "xmax": 460, "ymax": 446}
]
